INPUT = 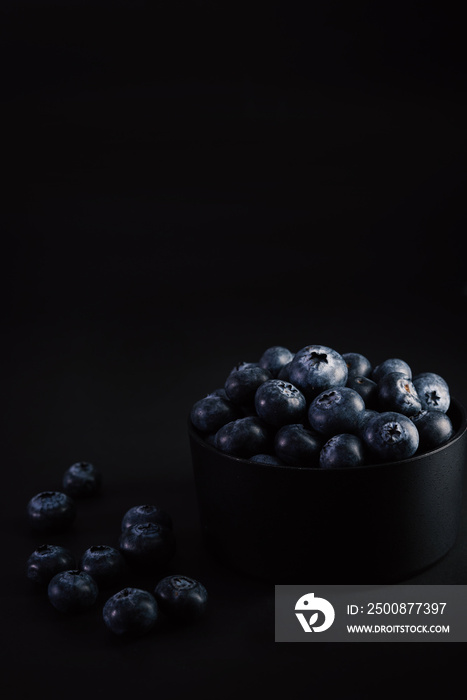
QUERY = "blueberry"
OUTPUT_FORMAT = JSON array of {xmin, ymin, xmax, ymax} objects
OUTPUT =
[
  {"xmin": 62, "ymin": 461, "xmax": 102, "ymax": 498},
  {"xmin": 228, "ymin": 361, "xmax": 259, "ymax": 375},
  {"xmin": 27, "ymin": 491, "xmax": 76, "ymax": 532},
  {"xmin": 277, "ymin": 361, "xmax": 292, "ymax": 381},
  {"xmin": 345, "ymin": 374, "xmax": 379, "ymax": 409},
  {"xmin": 250, "ymin": 453, "xmax": 285, "ymax": 465},
  {"xmin": 342, "ymin": 352, "xmax": 372, "ymax": 379},
  {"xmin": 362, "ymin": 411, "xmax": 419, "ymax": 462},
  {"xmin": 48, "ymin": 570, "xmax": 98, "ymax": 613},
  {"xmin": 121, "ymin": 504, "xmax": 173, "ymax": 532},
  {"xmin": 274, "ymin": 423, "xmax": 322, "ymax": 467},
  {"xmin": 372, "ymin": 358, "xmax": 412, "ymax": 382},
  {"xmin": 103, "ymin": 588, "xmax": 159, "ymax": 636},
  {"xmin": 308, "ymin": 387, "xmax": 365, "ymax": 437},
  {"xmin": 377, "ymin": 371, "xmax": 422, "ymax": 416},
  {"xmin": 287, "ymin": 344, "xmax": 348, "ymax": 399},
  {"xmin": 254, "ymin": 379, "xmax": 307, "ymax": 427},
  {"xmin": 258, "ymin": 346, "xmax": 295, "ymax": 377},
  {"xmin": 319, "ymin": 433, "xmax": 366, "ymax": 469},
  {"xmin": 224, "ymin": 365, "xmax": 272, "ymax": 408},
  {"xmin": 190, "ymin": 392, "xmax": 241, "ymax": 433},
  {"xmin": 211, "ymin": 387, "xmax": 229, "ymax": 400},
  {"xmin": 119, "ymin": 522, "xmax": 176, "ymax": 572},
  {"xmin": 412, "ymin": 372, "xmax": 450, "ymax": 413},
  {"xmin": 26, "ymin": 544, "xmax": 76, "ymax": 586},
  {"xmin": 79, "ymin": 545, "xmax": 126, "ymax": 588},
  {"xmin": 411, "ymin": 410, "xmax": 454, "ymax": 451},
  {"xmin": 204, "ymin": 432, "xmax": 218, "ymax": 447},
  {"xmin": 215, "ymin": 416, "xmax": 273, "ymax": 458},
  {"xmin": 154, "ymin": 575, "xmax": 208, "ymax": 623},
  {"xmin": 356, "ymin": 409, "xmax": 379, "ymax": 437}
]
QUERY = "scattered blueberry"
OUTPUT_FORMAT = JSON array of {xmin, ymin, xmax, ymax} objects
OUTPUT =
[
  {"xmin": 258, "ymin": 346, "xmax": 295, "ymax": 377},
  {"xmin": 412, "ymin": 372, "xmax": 450, "ymax": 413},
  {"xmin": 215, "ymin": 416, "xmax": 273, "ymax": 458},
  {"xmin": 224, "ymin": 365, "xmax": 272, "ymax": 408},
  {"xmin": 342, "ymin": 352, "xmax": 372, "ymax": 378},
  {"xmin": 154, "ymin": 575, "xmax": 208, "ymax": 623},
  {"xmin": 411, "ymin": 410, "xmax": 454, "ymax": 451},
  {"xmin": 308, "ymin": 386, "xmax": 365, "ymax": 437},
  {"xmin": 274, "ymin": 423, "xmax": 322, "ymax": 467},
  {"xmin": 27, "ymin": 491, "xmax": 76, "ymax": 532},
  {"xmin": 26, "ymin": 544, "xmax": 76, "ymax": 586},
  {"xmin": 362, "ymin": 411, "xmax": 420, "ymax": 462},
  {"xmin": 79, "ymin": 545, "xmax": 126, "ymax": 588},
  {"xmin": 377, "ymin": 372, "xmax": 422, "ymax": 416},
  {"xmin": 190, "ymin": 393, "xmax": 241, "ymax": 433},
  {"xmin": 62, "ymin": 461, "xmax": 102, "ymax": 498},
  {"xmin": 48, "ymin": 570, "xmax": 99, "ymax": 613},
  {"xmin": 103, "ymin": 588, "xmax": 159, "ymax": 636},
  {"xmin": 119, "ymin": 522, "xmax": 176, "ymax": 572},
  {"xmin": 372, "ymin": 358, "xmax": 412, "ymax": 382},
  {"xmin": 254, "ymin": 379, "xmax": 307, "ymax": 427},
  {"xmin": 121, "ymin": 504, "xmax": 173, "ymax": 532},
  {"xmin": 319, "ymin": 433, "xmax": 366, "ymax": 469},
  {"xmin": 287, "ymin": 344, "xmax": 348, "ymax": 399}
]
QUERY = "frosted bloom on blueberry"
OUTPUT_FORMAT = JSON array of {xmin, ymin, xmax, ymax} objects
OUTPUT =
[
  {"xmin": 254, "ymin": 379, "xmax": 307, "ymax": 427},
  {"xmin": 190, "ymin": 393, "xmax": 241, "ymax": 433},
  {"xmin": 411, "ymin": 410, "xmax": 453, "ymax": 451},
  {"xmin": 362, "ymin": 411, "xmax": 419, "ymax": 462},
  {"xmin": 372, "ymin": 358, "xmax": 412, "ymax": 383},
  {"xmin": 412, "ymin": 372, "xmax": 450, "ymax": 413},
  {"xmin": 63, "ymin": 461, "xmax": 102, "ymax": 498},
  {"xmin": 319, "ymin": 433, "xmax": 366, "ymax": 469},
  {"xmin": 342, "ymin": 352, "xmax": 372, "ymax": 379},
  {"xmin": 377, "ymin": 372, "xmax": 422, "ymax": 416},
  {"xmin": 288, "ymin": 344, "xmax": 348, "ymax": 399},
  {"xmin": 27, "ymin": 491, "xmax": 76, "ymax": 532},
  {"xmin": 48, "ymin": 570, "xmax": 98, "ymax": 613},
  {"xmin": 103, "ymin": 588, "xmax": 159, "ymax": 636},
  {"xmin": 308, "ymin": 386, "xmax": 365, "ymax": 437},
  {"xmin": 258, "ymin": 346, "xmax": 295, "ymax": 377}
]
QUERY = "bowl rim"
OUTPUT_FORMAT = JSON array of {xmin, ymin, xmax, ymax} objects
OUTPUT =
[{"xmin": 188, "ymin": 396, "xmax": 467, "ymax": 472}]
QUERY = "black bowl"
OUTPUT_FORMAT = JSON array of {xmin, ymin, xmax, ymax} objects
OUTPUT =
[{"xmin": 188, "ymin": 398, "xmax": 467, "ymax": 583}]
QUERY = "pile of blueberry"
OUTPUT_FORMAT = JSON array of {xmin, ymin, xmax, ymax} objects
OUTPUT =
[
  {"xmin": 190, "ymin": 344, "xmax": 455, "ymax": 468},
  {"xmin": 26, "ymin": 463, "xmax": 208, "ymax": 636}
]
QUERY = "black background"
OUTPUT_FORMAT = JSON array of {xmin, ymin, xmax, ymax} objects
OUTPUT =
[{"xmin": 3, "ymin": 1, "xmax": 467, "ymax": 697}]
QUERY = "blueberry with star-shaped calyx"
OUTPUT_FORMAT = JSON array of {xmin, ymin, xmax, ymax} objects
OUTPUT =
[
  {"xmin": 412, "ymin": 372, "xmax": 450, "ymax": 413},
  {"xmin": 254, "ymin": 379, "xmax": 307, "ymax": 427},
  {"xmin": 308, "ymin": 386, "xmax": 365, "ymax": 437},
  {"xmin": 362, "ymin": 411, "xmax": 419, "ymax": 462},
  {"xmin": 287, "ymin": 344, "xmax": 348, "ymax": 400}
]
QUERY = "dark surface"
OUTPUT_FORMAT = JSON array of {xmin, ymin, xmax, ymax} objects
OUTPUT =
[{"xmin": 3, "ymin": 2, "xmax": 467, "ymax": 698}]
